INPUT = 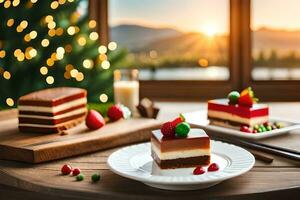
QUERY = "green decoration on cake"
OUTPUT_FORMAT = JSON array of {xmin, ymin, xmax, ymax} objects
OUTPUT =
[{"xmin": 175, "ymin": 122, "xmax": 190, "ymax": 137}]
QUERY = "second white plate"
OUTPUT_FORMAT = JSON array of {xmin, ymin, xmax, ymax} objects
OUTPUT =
[{"xmin": 184, "ymin": 111, "xmax": 300, "ymax": 140}]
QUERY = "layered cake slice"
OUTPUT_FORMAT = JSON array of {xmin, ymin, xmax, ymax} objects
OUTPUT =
[
  {"xmin": 208, "ymin": 87, "xmax": 269, "ymax": 131},
  {"xmin": 151, "ymin": 129, "xmax": 210, "ymax": 169},
  {"xmin": 151, "ymin": 116, "xmax": 210, "ymax": 169},
  {"xmin": 18, "ymin": 87, "xmax": 87, "ymax": 133}
]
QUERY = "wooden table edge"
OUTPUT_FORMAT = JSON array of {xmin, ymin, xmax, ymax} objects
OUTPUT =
[{"xmin": 0, "ymin": 165, "xmax": 300, "ymax": 200}]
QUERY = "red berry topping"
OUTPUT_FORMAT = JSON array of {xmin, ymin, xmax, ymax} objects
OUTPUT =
[
  {"xmin": 72, "ymin": 168, "xmax": 81, "ymax": 176},
  {"xmin": 240, "ymin": 125, "xmax": 252, "ymax": 133},
  {"xmin": 193, "ymin": 166, "xmax": 205, "ymax": 175},
  {"xmin": 107, "ymin": 105, "xmax": 124, "ymax": 121},
  {"xmin": 160, "ymin": 121, "xmax": 175, "ymax": 137},
  {"xmin": 208, "ymin": 163, "xmax": 219, "ymax": 172},
  {"xmin": 252, "ymin": 129, "xmax": 258, "ymax": 134},
  {"xmin": 238, "ymin": 93, "xmax": 253, "ymax": 107},
  {"xmin": 61, "ymin": 164, "xmax": 72, "ymax": 175},
  {"xmin": 86, "ymin": 110, "xmax": 106, "ymax": 130},
  {"xmin": 172, "ymin": 114, "xmax": 185, "ymax": 127}
]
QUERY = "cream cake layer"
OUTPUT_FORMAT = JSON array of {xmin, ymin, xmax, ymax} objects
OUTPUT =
[
  {"xmin": 151, "ymin": 141, "xmax": 210, "ymax": 160},
  {"xmin": 18, "ymin": 97, "xmax": 87, "ymax": 114},
  {"xmin": 208, "ymin": 110, "xmax": 268, "ymax": 126}
]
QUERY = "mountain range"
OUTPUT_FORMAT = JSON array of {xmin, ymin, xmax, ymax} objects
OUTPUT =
[{"xmin": 111, "ymin": 24, "xmax": 300, "ymax": 56}]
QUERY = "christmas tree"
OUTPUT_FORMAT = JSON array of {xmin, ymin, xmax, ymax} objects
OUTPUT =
[{"xmin": 0, "ymin": 0, "xmax": 126, "ymax": 109}]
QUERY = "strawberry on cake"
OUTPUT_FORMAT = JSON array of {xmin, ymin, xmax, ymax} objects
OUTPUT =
[{"xmin": 208, "ymin": 87, "xmax": 270, "ymax": 132}]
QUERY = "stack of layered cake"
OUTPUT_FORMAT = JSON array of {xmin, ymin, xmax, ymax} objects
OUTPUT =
[{"xmin": 18, "ymin": 87, "xmax": 87, "ymax": 133}]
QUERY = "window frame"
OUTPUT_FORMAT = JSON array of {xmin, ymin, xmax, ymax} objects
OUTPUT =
[{"xmin": 90, "ymin": 0, "xmax": 300, "ymax": 101}]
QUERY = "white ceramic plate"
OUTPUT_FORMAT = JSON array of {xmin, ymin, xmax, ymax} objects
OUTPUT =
[
  {"xmin": 107, "ymin": 141, "xmax": 255, "ymax": 190},
  {"xmin": 184, "ymin": 111, "xmax": 300, "ymax": 140}
]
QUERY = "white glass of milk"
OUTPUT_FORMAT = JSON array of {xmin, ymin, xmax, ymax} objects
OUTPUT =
[{"xmin": 113, "ymin": 69, "xmax": 139, "ymax": 116}]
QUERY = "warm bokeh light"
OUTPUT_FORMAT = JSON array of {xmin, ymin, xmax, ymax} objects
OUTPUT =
[
  {"xmin": 88, "ymin": 20, "xmax": 97, "ymax": 29},
  {"xmin": 108, "ymin": 42, "xmax": 117, "ymax": 51},
  {"xmin": 198, "ymin": 58, "xmax": 209, "ymax": 67},
  {"xmin": 41, "ymin": 39, "xmax": 50, "ymax": 47},
  {"xmin": 89, "ymin": 32, "xmax": 98, "ymax": 40},
  {"xmin": 46, "ymin": 76, "xmax": 54, "ymax": 84},
  {"xmin": 76, "ymin": 72, "xmax": 84, "ymax": 81},
  {"xmin": 101, "ymin": 60, "xmax": 110, "ymax": 69},
  {"xmin": 67, "ymin": 26, "xmax": 76, "ymax": 35},
  {"xmin": 83, "ymin": 59, "xmax": 93, "ymax": 69},
  {"xmin": 6, "ymin": 98, "xmax": 14, "ymax": 107},
  {"xmin": 40, "ymin": 66, "xmax": 48, "ymax": 75},
  {"xmin": 0, "ymin": 50, "xmax": 6, "ymax": 58},
  {"xmin": 98, "ymin": 45, "xmax": 107, "ymax": 54},
  {"xmin": 99, "ymin": 93, "xmax": 108, "ymax": 103},
  {"xmin": 50, "ymin": 1, "xmax": 59, "ymax": 9},
  {"xmin": 3, "ymin": 71, "xmax": 11, "ymax": 80},
  {"xmin": 20, "ymin": 20, "xmax": 28, "ymax": 29},
  {"xmin": 70, "ymin": 69, "xmax": 79, "ymax": 77},
  {"xmin": 77, "ymin": 37, "xmax": 86, "ymax": 46},
  {"xmin": 7, "ymin": 19, "xmax": 14, "ymax": 27}
]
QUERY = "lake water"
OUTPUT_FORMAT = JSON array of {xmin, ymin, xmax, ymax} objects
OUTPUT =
[{"xmin": 139, "ymin": 66, "xmax": 300, "ymax": 80}]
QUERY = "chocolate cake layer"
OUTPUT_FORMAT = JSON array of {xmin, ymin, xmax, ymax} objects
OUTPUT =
[
  {"xmin": 152, "ymin": 150, "xmax": 210, "ymax": 169},
  {"xmin": 152, "ymin": 129, "xmax": 210, "ymax": 152},
  {"xmin": 19, "ymin": 87, "xmax": 87, "ymax": 107},
  {"xmin": 19, "ymin": 116, "xmax": 85, "ymax": 133},
  {"xmin": 19, "ymin": 112, "xmax": 86, "ymax": 125},
  {"xmin": 19, "ymin": 104, "xmax": 86, "ymax": 117}
]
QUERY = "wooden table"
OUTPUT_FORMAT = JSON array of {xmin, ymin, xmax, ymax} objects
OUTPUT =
[{"xmin": 0, "ymin": 102, "xmax": 299, "ymax": 200}]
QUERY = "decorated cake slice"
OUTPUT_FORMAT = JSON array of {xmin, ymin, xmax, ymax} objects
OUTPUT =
[
  {"xmin": 207, "ymin": 87, "xmax": 283, "ymax": 133},
  {"xmin": 151, "ymin": 115, "xmax": 210, "ymax": 169},
  {"xmin": 18, "ymin": 87, "xmax": 87, "ymax": 133}
]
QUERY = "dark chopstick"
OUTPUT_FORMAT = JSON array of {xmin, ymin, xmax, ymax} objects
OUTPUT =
[
  {"xmin": 212, "ymin": 136, "xmax": 300, "ymax": 162},
  {"xmin": 250, "ymin": 151, "xmax": 274, "ymax": 164},
  {"xmin": 247, "ymin": 140, "xmax": 300, "ymax": 155}
]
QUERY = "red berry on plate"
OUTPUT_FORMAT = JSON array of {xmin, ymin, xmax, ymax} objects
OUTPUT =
[
  {"xmin": 72, "ymin": 168, "xmax": 81, "ymax": 176},
  {"xmin": 238, "ymin": 93, "xmax": 254, "ymax": 107},
  {"xmin": 161, "ymin": 121, "xmax": 175, "ymax": 137},
  {"xmin": 252, "ymin": 129, "xmax": 258, "ymax": 134},
  {"xmin": 208, "ymin": 163, "xmax": 219, "ymax": 172},
  {"xmin": 193, "ymin": 166, "xmax": 205, "ymax": 175},
  {"xmin": 240, "ymin": 125, "xmax": 252, "ymax": 133},
  {"xmin": 86, "ymin": 110, "xmax": 106, "ymax": 130},
  {"xmin": 61, "ymin": 164, "xmax": 72, "ymax": 175},
  {"xmin": 107, "ymin": 105, "xmax": 124, "ymax": 121}
]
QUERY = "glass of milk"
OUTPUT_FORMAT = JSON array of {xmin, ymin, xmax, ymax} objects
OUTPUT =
[{"xmin": 113, "ymin": 69, "xmax": 139, "ymax": 116}]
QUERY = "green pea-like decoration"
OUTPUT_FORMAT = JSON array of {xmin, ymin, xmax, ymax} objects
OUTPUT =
[
  {"xmin": 76, "ymin": 174, "xmax": 85, "ymax": 181},
  {"xmin": 91, "ymin": 173, "xmax": 101, "ymax": 182},
  {"xmin": 227, "ymin": 91, "xmax": 240, "ymax": 104},
  {"xmin": 175, "ymin": 122, "xmax": 190, "ymax": 137}
]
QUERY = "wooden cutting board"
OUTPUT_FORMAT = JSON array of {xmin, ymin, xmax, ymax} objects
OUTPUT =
[{"xmin": 0, "ymin": 109, "xmax": 161, "ymax": 163}]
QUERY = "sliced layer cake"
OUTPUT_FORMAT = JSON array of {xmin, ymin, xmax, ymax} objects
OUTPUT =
[
  {"xmin": 207, "ymin": 87, "xmax": 269, "ymax": 130},
  {"xmin": 151, "ymin": 128, "xmax": 210, "ymax": 169},
  {"xmin": 18, "ymin": 87, "xmax": 87, "ymax": 133}
]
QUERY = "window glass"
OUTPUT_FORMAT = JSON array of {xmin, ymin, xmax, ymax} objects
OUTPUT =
[
  {"xmin": 252, "ymin": 0, "xmax": 300, "ymax": 80},
  {"xmin": 109, "ymin": 0, "xmax": 230, "ymax": 80}
]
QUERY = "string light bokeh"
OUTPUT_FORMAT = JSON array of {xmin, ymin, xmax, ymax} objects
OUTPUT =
[{"xmin": 0, "ymin": 0, "xmax": 121, "ymax": 108}]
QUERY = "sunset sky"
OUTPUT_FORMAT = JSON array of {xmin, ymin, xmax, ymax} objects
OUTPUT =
[{"xmin": 109, "ymin": 0, "xmax": 300, "ymax": 34}]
